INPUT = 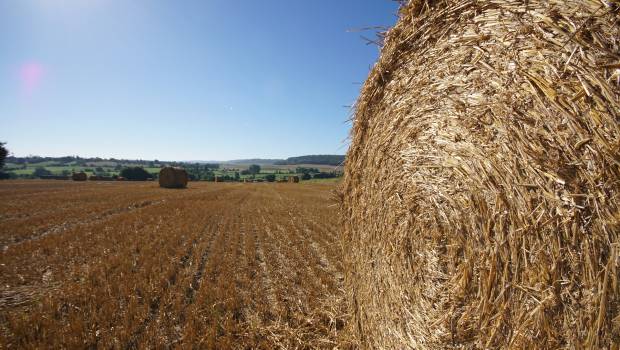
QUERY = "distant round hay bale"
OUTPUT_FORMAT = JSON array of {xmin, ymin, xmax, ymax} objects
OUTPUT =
[
  {"xmin": 288, "ymin": 176, "xmax": 299, "ymax": 183},
  {"xmin": 158, "ymin": 167, "xmax": 188, "ymax": 188},
  {"xmin": 72, "ymin": 172, "xmax": 87, "ymax": 181},
  {"xmin": 342, "ymin": 1, "xmax": 619, "ymax": 349}
]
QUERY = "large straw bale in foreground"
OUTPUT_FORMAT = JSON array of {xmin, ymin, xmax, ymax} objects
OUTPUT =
[
  {"xmin": 342, "ymin": 1, "xmax": 619, "ymax": 349},
  {"xmin": 158, "ymin": 167, "xmax": 188, "ymax": 188}
]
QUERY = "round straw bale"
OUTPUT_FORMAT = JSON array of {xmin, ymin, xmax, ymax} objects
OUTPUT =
[
  {"xmin": 158, "ymin": 167, "xmax": 188, "ymax": 188},
  {"xmin": 72, "ymin": 172, "xmax": 87, "ymax": 181},
  {"xmin": 288, "ymin": 176, "xmax": 299, "ymax": 183},
  {"xmin": 341, "ymin": 1, "xmax": 620, "ymax": 349}
]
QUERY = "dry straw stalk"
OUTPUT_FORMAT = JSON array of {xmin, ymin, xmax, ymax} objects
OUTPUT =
[{"xmin": 342, "ymin": 0, "xmax": 619, "ymax": 348}]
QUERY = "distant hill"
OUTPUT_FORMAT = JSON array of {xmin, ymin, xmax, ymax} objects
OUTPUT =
[
  {"xmin": 223, "ymin": 159, "xmax": 284, "ymax": 165},
  {"xmin": 6, "ymin": 156, "xmax": 172, "ymax": 167},
  {"xmin": 274, "ymin": 155, "xmax": 345, "ymax": 166},
  {"xmin": 5, "ymin": 154, "xmax": 346, "ymax": 167}
]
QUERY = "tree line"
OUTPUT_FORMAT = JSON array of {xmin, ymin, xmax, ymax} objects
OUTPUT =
[
  {"xmin": 274, "ymin": 155, "xmax": 345, "ymax": 166},
  {"xmin": 0, "ymin": 146, "xmax": 342, "ymax": 182}
]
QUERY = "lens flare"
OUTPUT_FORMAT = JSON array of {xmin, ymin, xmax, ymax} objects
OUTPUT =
[{"xmin": 19, "ymin": 62, "xmax": 45, "ymax": 95}]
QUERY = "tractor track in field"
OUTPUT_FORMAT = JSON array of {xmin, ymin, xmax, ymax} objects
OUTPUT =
[
  {"xmin": 253, "ymin": 221, "xmax": 280, "ymax": 316},
  {"xmin": 167, "ymin": 193, "xmax": 249, "ymax": 345},
  {"xmin": 3, "ymin": 199, "xmax": 166, "ymax": 250},
  {"xmin": 124, "ymin": 229, "xmax": 199, "ymax": 350},
  {"xmin": 184, "ymin": 220, "xmax": 222, "ymax": 306},
  {"xmin": 287, "ymin": 211, "xmax": 342, "ymax": 282}
]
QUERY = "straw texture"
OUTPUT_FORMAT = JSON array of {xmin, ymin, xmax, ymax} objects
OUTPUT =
[{"xmin": 341, "ymin": 0, "xmax": 619, "ymax": 348}]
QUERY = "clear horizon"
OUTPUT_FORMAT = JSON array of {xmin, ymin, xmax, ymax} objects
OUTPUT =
[
  {"xmin": 1, "ymin": 1, "xmax": 399, "ymax": 160},
  {"xmin": 5, "ymin": 154, "xmax": 345, "ymax": 163}
]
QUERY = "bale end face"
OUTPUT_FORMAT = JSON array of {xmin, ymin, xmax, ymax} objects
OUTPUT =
[
  {"xmin": 342, "ymin": 1, "xmax": 620, "ymax": 348},
  {"xmin": 158, "ymin": 167, "xmax": 188, "ymax": 188},
  {"xmin": 72, "ymin": 172, "xmax": 87, "ymax": 181}
]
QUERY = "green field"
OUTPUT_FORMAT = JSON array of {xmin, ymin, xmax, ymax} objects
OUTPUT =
[
  {"xmin": 4, "ymin": 160, "xmax": 342, "ymax": 183},
  {"xmin": 4, "ymin": 163, "xmax": 161, "ymax": 177}
]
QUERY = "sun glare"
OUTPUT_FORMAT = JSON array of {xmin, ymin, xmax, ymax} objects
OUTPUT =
[{"xmin": 18, "ymin": 62, "xmax": 44, "ymax": 96}]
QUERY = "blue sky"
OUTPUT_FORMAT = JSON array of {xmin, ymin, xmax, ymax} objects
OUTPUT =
[{"xmin": 0, "ymin": 0, "xmax": 398, "ymax": 161}]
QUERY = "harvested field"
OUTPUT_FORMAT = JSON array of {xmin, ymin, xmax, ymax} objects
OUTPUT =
[{"xmin": 0, "ymin": 180, "xmax": 346, "ymax": 349}]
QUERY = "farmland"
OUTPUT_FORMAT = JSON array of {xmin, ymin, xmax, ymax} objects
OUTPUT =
[
  {"xmin": 3, "ymin": 159, "xmax": 342, "ymax": 182},
  {"xmin": 0, "ymin": 180, "xmax": 346, "ymax": 348}
]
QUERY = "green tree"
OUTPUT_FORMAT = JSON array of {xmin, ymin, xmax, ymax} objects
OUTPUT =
[
  {"xmin": 0, "ymin": 142, "xmax": 7, "ymax": 169},
  {"xmin": 301, "ymin": 173, "xmax": 312, "ymax": 180},
  {"xmin": 120, "ymin": 166, "xmax": 152, "ymax": 181},
  {"xmin": 265, "ymin": 174, "xmax": 276, "ymax": 182},
  {"xmin": 248, "ymin": 164, "xmax": 261, "ymax": 175},
  {"xmin": 34, "ymin": 167, "xmax": 52, "ymax": 177},
  {"xmin": 296, "ymin": 167, "xmax": 319, "ymax": 174},
  {"xmin": 0, "ymin": 142, "xmax": 9, "ymax": 179}
]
